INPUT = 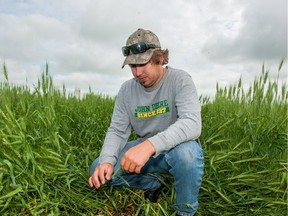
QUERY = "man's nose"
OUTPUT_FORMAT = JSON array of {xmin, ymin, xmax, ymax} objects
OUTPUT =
[{"xmin": 134, "ymin": 66, "xmax": 143, "ymax": 76}]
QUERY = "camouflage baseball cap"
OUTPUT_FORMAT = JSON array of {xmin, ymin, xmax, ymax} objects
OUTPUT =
[{"xmin": 122, "ymin": 28, "xmax": 161, "ymax": 68}]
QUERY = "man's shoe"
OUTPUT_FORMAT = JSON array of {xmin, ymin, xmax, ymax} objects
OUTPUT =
[{"xmin": 144, "ymin": 184, "xmax": 165, "ymax": 203}]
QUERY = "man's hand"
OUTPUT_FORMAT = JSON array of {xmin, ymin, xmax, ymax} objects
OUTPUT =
[
  {"xmin": 89, "ymin": 163, "xmax": 114, "ymax": 189},
  {"xmin": 121, "ymin": 140, "xmax": 155, "ymax": 174}
]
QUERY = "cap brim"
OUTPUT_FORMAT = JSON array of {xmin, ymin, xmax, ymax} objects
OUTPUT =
[{"xmin": 121, "ymin": 49, "xmax": 155, "ymax": 68}]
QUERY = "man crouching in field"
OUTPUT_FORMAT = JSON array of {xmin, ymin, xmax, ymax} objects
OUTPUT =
[{"xmin": 88, "ymin": 28, "xmax": 204, "ymax": 216}]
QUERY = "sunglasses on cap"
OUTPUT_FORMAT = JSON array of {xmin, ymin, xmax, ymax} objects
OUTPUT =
[{"xmin": 122, "ymin": 42, "xmax": 161, "ymax": 56}]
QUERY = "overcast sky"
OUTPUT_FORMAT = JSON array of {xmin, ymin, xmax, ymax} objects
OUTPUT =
[{"xmin": 0, "ymin": 0, "xmax": 287, "ymax": 98}]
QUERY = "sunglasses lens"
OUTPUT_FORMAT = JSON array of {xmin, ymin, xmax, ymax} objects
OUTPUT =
[
  {"xmin": 122, "ymin": 47, "xmax": 129, "ymax": 56},
  {"xmin": 122, "ymin": 43, "xmax": 159, "ymax": 56},
  {"xmin": 130, "ymin": 43, "xmax": 146, "ymax": 55}
]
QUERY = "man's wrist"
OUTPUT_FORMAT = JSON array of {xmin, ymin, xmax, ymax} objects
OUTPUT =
[{"xmin": 142, "ymin": 140, "xmax": 156, "ymax": 156}]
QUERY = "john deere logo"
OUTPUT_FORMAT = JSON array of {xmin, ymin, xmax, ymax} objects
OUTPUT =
[{"xmin": 134, "ymin": 100, "xmax": 170, "ymax": 118}]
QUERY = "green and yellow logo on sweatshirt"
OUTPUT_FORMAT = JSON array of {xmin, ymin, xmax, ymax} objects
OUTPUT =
[{"xmin": 134, "ymin": 100, "xmax": 170, "ymax": 118}]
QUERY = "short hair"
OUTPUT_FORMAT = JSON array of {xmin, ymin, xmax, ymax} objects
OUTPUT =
[{"xmin": 150, "ymin": 49, "xmax": 169, "ymax": 65}]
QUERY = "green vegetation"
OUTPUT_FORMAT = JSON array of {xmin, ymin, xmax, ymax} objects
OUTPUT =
[{"xmin": 0, "ymin": 61, "xmax": 287, "ymax": 215}]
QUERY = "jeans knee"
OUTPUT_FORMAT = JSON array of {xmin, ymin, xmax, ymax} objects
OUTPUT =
[{"xmin": 166, "ymin": 140, "xmax": 204, "ymax": 171}]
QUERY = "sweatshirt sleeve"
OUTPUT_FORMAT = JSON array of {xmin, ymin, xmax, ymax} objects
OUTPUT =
[
  {"xmin": 148, "ymin": 73, "xmax": 201, "ymax": 156},
  {"xmin": 98, "ymin": 84, "xmax": 131, "ymax": 166}
]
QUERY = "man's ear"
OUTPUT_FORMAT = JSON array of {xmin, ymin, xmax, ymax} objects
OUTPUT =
[{"xmin": 160, "ymin": 54, "xmax": 165, "ymax": 65}]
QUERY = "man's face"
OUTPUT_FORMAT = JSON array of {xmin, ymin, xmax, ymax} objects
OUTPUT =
[{"xmin": 129, "ymin": 62, "xmax": 164, "ymax": 90}]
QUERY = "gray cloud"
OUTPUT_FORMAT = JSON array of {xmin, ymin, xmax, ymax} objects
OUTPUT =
[
  {"xmin": 202, "ymin": 0, "xmax": 287, "ymax": 63},
  {"xmin": 0, "ymin": 0, "xmax": 286, "ymax": 98}
]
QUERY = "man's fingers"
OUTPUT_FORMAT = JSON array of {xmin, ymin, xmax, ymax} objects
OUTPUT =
[
  {"xmin": 94, "ymin": 173, "xmax": 101, "ymax": 188},
  {"xmin": 88, "ymin": 163, "xmax": 114, "ymax": 189},
  {"xmin": 128, "ymin": 164, "xmax": 136, "ymax": 173},
  {"xmin": 120, "ymin": 157, "xmax": 126, "ymax": 169},
  {"xmin": 120, "ymin": 157, "xmax": 129, "ymax": 172},
  {"xmin": 93, "ymin": 177, "xmax": 100, "ymax": 188},
  {"xmin": 99, "ymin": 171, "xmax": 105, "ymax": 184},
  {"xmin": 90, "ymin": 169, "xmax": 102, "ymax": 189},
  {"xmin": 135, "ymin": 166, "xmax": 141, "ymax": 174},
  {"xmin": 105, "ymin": 166, "xmax": 113, "ymax": 181},
  {"xmin": 88, "ymin": 176, "xmax": 94, "ymax": 188},
  {"xmin": 121, "ymin": 153, "xmax": 144, "ymax": 173}
]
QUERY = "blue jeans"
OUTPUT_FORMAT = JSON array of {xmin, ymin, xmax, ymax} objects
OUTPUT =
[{"xmin": 89, "ymin": 139, "xmax": 204, "ymax": 216}]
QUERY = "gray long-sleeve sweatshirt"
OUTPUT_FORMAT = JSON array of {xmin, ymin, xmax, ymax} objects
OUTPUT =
[{"xmin": 99, "ymin": 66, "xmax": 202, "ymax": 166}]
